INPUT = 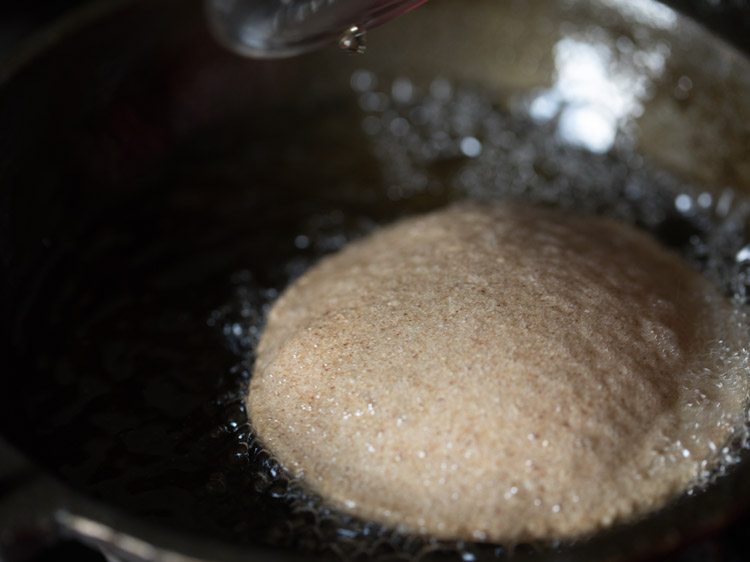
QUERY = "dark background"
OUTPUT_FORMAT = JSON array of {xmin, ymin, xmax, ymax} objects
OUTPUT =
[
  {"xmin": 0, "ymin": 0, "xmax": 749, "ymax": 56},
  {"xmin": 0, "ymin": 1, "xmax": 747, "ymax": 561}
]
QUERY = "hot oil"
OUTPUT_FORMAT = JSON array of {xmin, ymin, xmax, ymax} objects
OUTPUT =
[
  {"xmin": 6, "ymin": 70, "xmax": 750, "ymax": 561},
  {"xmin": 212, "ymin": 73, "xmax": 750, "ymax": 559}
]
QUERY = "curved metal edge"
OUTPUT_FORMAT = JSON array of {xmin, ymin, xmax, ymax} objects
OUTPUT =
[
  {"xmin": 662, "ymin": 0, "xmax": 750, "ymax": 56},
  {"xmin": 0, "ymin": 435, "xmax": 310, "ymax": 562},
  {"xmin": 0, "ymin": 437, "xmax": 70, "ymax": 560},
  {"xmin": 55, "ymin": 505, "xmax": 313, "ymax": 562},
  {"xmin": 670, "ymin": 4, "xmax": 750, "ymax": 71}
]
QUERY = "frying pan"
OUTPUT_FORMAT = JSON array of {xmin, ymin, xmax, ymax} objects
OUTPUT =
[{"xmin": 1, "ymin": 0, "xmax": 750, "ymax": 560}]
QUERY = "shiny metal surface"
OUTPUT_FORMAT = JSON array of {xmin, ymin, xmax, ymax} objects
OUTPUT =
[{"xmin": 204, "ymin": 0, "xmax": 428, "ymax": 58}]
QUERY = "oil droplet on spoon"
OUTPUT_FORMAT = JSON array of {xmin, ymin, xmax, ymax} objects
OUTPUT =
[
  {"xmin": 339, "ymin": 25, "xmax": 367, "ymax": 54},
  {"xmin": 206, "ymin": 0, "xmax": 428, "ymax": 59}
]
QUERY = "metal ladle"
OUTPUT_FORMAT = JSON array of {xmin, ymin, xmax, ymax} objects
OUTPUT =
[{"xmin": 205, "ymin": 0, "xmax": 428, "ymax": 58}]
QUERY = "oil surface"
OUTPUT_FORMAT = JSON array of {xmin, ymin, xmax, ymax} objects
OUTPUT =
[{"xmin": 4, "ymin": 72, "xmax": 750, "ymax": 561}]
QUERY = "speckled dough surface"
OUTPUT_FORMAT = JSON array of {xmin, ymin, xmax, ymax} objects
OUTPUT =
[{"xmin": 248, "ymin": 202, "xmax": 749, "ymax": 542}]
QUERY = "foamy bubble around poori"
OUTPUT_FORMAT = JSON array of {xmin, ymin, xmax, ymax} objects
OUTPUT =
[{"xmin": 248, "ymin": 202, "xmax": 749, "ymax": 542}]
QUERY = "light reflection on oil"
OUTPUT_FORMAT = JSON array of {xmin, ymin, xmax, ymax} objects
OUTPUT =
[{"xmin": 527, "ymin": 27, "xmax": 670, "ymax": 153}]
